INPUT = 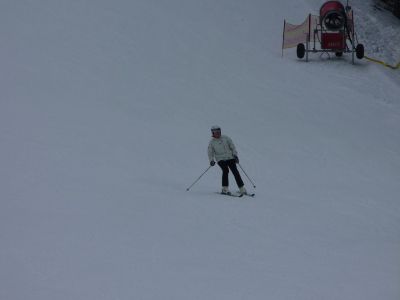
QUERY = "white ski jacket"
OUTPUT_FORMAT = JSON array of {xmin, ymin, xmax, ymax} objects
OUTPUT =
[{"xmin": 208, "ymin": 135, "xmax": 238, "ymax": 163}]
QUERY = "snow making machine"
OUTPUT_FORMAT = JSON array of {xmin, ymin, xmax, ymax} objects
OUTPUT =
[{"xmin": 296, "ymin": 1, "xmax": 364, "ymax": 63}]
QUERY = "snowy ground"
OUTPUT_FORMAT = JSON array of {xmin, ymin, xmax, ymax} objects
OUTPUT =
[
  {"xmin": 357, "ymin": 0, "xmax": 400, "ymax": 64},
  {"xmin": 1, "ymin": 0, "xmax": 400, "ymax": 299}
]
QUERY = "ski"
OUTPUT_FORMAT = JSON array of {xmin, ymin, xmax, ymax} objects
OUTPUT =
[
  {"xmin": 214, "ymin": 192, "xmax": 254, "ymax": 198},
  {"xmin": 243, "ymin": 193, "xmax": 255, "ymax": 197},
  {"xmin": 234, "ymin": 191, "xmax": 255, "ymax": 197},
  {"xmin": 216, "ymin": 192, "xmax": 243, "ymax": 198}
]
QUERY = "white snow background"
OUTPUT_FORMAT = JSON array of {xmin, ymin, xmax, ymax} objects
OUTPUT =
[{"xmin": 1, "ymin": 0, "xmax": 400, "ymax": 299}]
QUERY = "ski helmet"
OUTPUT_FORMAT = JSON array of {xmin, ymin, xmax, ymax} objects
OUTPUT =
[{"xmin": 211, "ymin": 125, "xmax": 221, "ymax": 132}]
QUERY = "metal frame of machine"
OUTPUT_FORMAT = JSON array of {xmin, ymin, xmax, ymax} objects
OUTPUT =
[{"xmin": 296, "ymin": 1, "xmax": 364, "ymax": 64}]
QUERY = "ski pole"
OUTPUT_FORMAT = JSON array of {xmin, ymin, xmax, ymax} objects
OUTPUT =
[
  {"xmin": 186, "ymin": 165, "xmax": 212, "ymax": 191},
  {"xmin": 238, "ymin": 163, "xmax": 256, "ymax": 188}
]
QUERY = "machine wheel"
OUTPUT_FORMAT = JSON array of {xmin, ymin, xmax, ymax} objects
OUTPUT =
[
  {"xmin": 297, "ymin": 43, "xmax": 305, "ymax": 59},
  {"xmin": 356, "ymin": 44, "xmax": 364, "ymax": 59},
  {"xmin": 335, "ymin": 52, "xmax": 343, "ymax": 57}
]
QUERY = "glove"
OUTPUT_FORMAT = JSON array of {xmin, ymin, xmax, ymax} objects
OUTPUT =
[
  {"xmin": 210, "ymin": 160, "xmax": 216, "ymax": 166},
  {"xmin": 234, "ymin": 156, "xmax": 239, "ymax": 163}
]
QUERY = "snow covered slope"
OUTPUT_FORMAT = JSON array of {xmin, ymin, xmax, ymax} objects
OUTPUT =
[{"xmin": 1, "ymin": 0, "xmax": 400, "ymax": 299}]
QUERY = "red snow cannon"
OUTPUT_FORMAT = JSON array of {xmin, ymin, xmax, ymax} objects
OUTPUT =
[
  {"xmin": 294, "ymin": 0, "xmax": 364, "ymax": 63},
  {"xmin": 320, "ymin": 1, "xmax": 346, "ymax": 30},
  {"xmin": 320, "ymin": 1, "xmax": 346, "ymax": 50}
]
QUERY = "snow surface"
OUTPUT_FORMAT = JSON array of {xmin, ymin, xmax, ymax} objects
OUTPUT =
[{"xmin": 1, "ymin": 0, "xmax": 400, "ymax": 299}]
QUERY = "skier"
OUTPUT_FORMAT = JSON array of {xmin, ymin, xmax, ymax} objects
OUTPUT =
[{"xmin": 208, "ymin": 126, "xmax": 247, "ymax": 195}]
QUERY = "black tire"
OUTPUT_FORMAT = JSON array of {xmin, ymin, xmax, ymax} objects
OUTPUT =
[
  {"xmin": 335, "ymin": 52, "xmax": 343, "ymax": 57},
  {"xmin": 356, "ymin": 44, "xmax": 364, "ymax": 59},
  {"xmin": 297, "ymin": 43, "xmax": 305, "ymax": 59}
]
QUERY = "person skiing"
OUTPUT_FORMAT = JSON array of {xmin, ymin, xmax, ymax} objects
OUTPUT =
[{"xmin": 208, "ymin": 125, "xmax": 247, "ymax": 195}]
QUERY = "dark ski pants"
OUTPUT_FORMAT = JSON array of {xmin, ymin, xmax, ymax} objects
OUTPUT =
[{"xmin": 217, "ymin": 159, "xmax": 244, "ymax": 188}]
